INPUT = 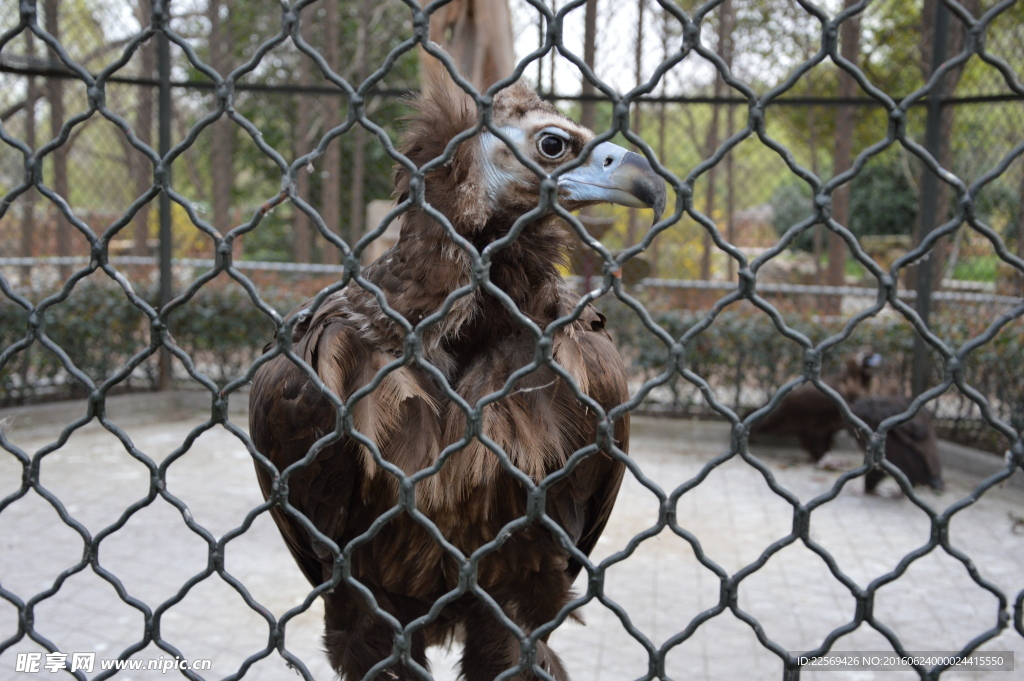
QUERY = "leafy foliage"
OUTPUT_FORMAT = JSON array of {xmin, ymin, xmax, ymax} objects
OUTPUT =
[
  {"xmin": 769, "ymin": 156, "xmax": 920, "ymax": 251},
  {"xmin": 600, "ymin": 297, "xmax": 1023, "ymax": 452},
  {"xmin": 768, "ymin": 180, "xmax": 815, "ymax": 251},
  {"xmin": 4, "ymin": 279, "xmax": 1019, "ymax": 452},
  {"xmin": 1, "ymin": 280, "xmax": 157, "ymax": 405},
  {"xmin": 167, "ymin": 281, "xmax": 303, "ymax": 385},
  {"xmin": 848, "ymin": 160, "xmax": 918, "ymax": 238},
  {"xmin": 1, "ymin": 280, "xmax": 302, "ymax": 406}
]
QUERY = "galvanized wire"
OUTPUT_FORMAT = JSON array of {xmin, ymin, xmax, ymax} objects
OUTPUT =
[{"xmin": 1, "ymin": 0, "xmax": 1023, "ymax": 680}]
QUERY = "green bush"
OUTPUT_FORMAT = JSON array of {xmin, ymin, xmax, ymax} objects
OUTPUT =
[
  {"xmin": 769, "ymin": 158, "xmax": 919, "ymax": 252},
  {"xmin": 1, "ymin": 281, "xmax": 156, "ymax": 404},
  {"xmin": 768, "ymin": 181, "xmax": 816, "ymax": 252},
  {"xmin": 4, "ymin": 280, "xmax": 1020, "ymax": 453},
  {"xmin": 167, "ymin": 283, "xmax": 303, "ymax": 387},
  {"xmin": 0, "ymin": 298, "xmax": 32, "ymax": 404},
  {"xmin": 848, "ymin": 162, "xmax": 917, "ymax": 238},
  {"xmin": 0, "ymin": 280, "xmax": 303, "ymax": 406},
  {"xmin": 600, "ymin": 297, "xmax": 1023, "ymax": 450}
]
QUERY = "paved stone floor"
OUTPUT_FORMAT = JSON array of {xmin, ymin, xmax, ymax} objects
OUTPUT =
[{"xmin": 1, "ymin": 400, "xmax": 1021, "ymax": 681}]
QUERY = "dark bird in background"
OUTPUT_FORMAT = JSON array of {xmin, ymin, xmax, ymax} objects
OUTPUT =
[
  {"xmin": 249, "ymin": 81, "xmax": 666, "ymax": 680},
  {"xmin": 750, "ymin": 350, "xmax": 882, "ymax": 461},
  {"xmin": 847, "ymin": 395, "xmax": 945, "ymax": 493}
]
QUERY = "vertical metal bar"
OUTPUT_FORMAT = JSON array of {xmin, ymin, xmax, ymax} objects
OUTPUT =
[
  {"xmin": 22, "ymin": 29, "xmax": 38, "ymax": 290},
  {"xmin": 911, "ymin": 0, "xmax": 950, "ymax": 397},
  {"xmin": 157, "ymin": 1, "xmax": 173, "ymax": 391}
]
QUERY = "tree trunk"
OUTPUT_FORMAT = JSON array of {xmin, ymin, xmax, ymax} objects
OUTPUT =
[
  {"xmin": 580, "ymin": 0, "xmax": 597, "ymax": 130},
  {"xmin": 321, "ymin": 0, "xmax": 342, "ymax": 263},
  {"xmin": 913, "ymin": 0, "xmax": 979, "ymax": 289},
  {"xmin": 548, "ymin": 0, "xmax": 557, "ymax": 93},
  {"xmin": 721, "ymin": 0, "xmax": 736, "ymax": 281},
  {"xmin": 1017, "ymin": 169, "xmax": 1024, "ymax": 296},
  {"xmin": 653, "ymin": 97, "xmax": 666, "ymax": 278},
  {"xmin": 348, "ymin": 0, "xmax": 371, "ymax": 247},
  {"xmin": 577, "ymin": 0, "xmax": 598, "ymax": 293},
  {"xmin": 536, "ymin": 2, "xmax": 545, "ymax": 90},
  {"xmin": 808, "ymin": 108, "xmax": 824, "ymax": 286},
  {"xmin": 651, "ymin": 5, "xmax": 671, "ymax": 278},
  {"xmin": 208, "ymin": 0, "xmax": 234, "ymax": 241},
  {"xmin": 700, "ymin": 2, "xmax": 731, "ymax": 281},
  {"xmin": 626, "ymin": 0, "xmax": 646, "ymax": 248},
  {"xmin": 133, "ymin": 0, "xmax": 156, "ymax": 256},
  {"xmin": 700, "ymin": 111, "xmax": 718, "ymax": 281},
  {"xmin": 292, "ymin": 16, "xmax": 311, "ymax": 262},
  {"xmin": 826, "ymin": 0, "xmax": 862, "ymax": 308},
  {"xmin": 44, "ymin": 0, "xmax": 71, "ymax": 278}
]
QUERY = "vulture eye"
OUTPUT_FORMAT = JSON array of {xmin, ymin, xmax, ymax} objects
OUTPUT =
[{"xmin": 538, "ymin": 134, "xmax": 567, "ymax": 159}]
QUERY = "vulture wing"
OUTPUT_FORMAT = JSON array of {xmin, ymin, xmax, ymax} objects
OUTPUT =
[
  {"xmin": 249, "ymin": 316, "xmax": 370, "ymax": 588},
  {"xmin": 545, "ymin": 300, "xmax": 629, "ymax": 581},
  {"xmin": 753, "ymin": 383, "xmax": 841, "ymax": 434},
  {"xmin": 849, "ymin": 395, "xmax": 943, "ymax": 490}
]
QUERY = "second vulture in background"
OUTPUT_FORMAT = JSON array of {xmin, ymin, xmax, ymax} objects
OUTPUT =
[
  {"xmin": 848, "ymin": 395, "xmax": 945, "ymax": 493},
  {"xmin": 750, "ymin": 350, "xmax": 881, "ymax": 461}
]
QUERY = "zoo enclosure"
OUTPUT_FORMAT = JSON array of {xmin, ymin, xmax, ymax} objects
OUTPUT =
[
  {"xmin": 4, "ymin": 0, "xmax": 1024, "ymax": 446},
  {"xmin": 1, "ymin": 0, "xmax": 1024, "ymax": 679}
]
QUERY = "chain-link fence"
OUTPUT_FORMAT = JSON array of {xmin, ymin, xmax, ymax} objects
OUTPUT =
[{"xmin": 1, "ymin": 0, "xmax": 1023, "ymax": 679}]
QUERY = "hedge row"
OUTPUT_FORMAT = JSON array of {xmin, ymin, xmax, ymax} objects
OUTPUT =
[
  {"xmin": 2, "ymin": 281, "xmax": 1019, "ymax": 452},
  {"xmin": 599, "ymin": 297, "xmax": 1023, "ymax": 452},
  {"xmin": 0, "ymin": 280, "xmax": 302, "ymax": 405}
]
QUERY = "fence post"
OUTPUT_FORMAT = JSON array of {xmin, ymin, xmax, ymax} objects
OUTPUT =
[
  {"xmin": 911, "ymin": 0, "xmax": 950, "ymax": 397},
  {"xmin": 157, "ymin": 1, "xmax": 173, "ymax": 391}
]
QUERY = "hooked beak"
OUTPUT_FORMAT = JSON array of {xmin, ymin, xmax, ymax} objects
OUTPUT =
[{"xmin": 558, "ymin": 141, "xmax": 667, "ymax": 222}]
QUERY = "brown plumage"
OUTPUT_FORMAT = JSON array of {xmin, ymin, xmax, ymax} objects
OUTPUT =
[
  {"xmin": 249, "ymin": 81, "xmax": 665, "ymax": 680},
  {"xmin": 847, "ymin": 395, "xmax": 944, "ymax": 493},
  {"xmin": 751, "ymin": 350, "xmax": 881, "ymax": 461}
]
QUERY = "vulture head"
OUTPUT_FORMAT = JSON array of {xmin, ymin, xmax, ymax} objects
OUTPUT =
[
  {"xmin": 394, "ymin": 80, "xmax": 667, "ymax": 236},
  {"xmin": 838, "ymin": 348, "xmax": 883, "ymax": 399}
]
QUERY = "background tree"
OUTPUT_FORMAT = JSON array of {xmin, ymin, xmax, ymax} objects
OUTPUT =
[
  {"xmin": 827, "ymin": 0, "xmax": 862, "ymax": 298},
  {"xmin": 44, "ymin": 0, "xmax": 71, "ymax": 276},
  {"xmin": 293, "ymin": 35, "xmax": 313, "ymax": 263},
  {"xmin": 320, "ymin": 0, "xmax": 341, "ymax": 262},
  {"xmin": 126, "ymin": 0, "xmax": 155, "ymax": 256},
  {"xmin": 2, "ymin": 0, "xmax": 1020, "ymax": 290},
  {"xmin": 207, "ymin": 0, "xmax": 235, "ymax": 242}
]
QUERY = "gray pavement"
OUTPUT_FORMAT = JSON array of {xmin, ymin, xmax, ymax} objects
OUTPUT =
[{"xmin": 0, "ymin": 395, "xmax": 1021, "ymax": 681}]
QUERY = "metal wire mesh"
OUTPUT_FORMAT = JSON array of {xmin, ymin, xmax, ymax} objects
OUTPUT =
[{"xmin": 1, "ymin": 0, "xmax": 1023, "ymax": 679}]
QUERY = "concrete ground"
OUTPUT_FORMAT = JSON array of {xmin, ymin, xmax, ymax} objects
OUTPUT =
[{"xmin": 0, "ymin": 393, "xmax": 1021, "ymax": 681}]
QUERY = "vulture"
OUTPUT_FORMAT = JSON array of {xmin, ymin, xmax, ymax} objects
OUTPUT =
[
  {"xmin": 847, "ymin": 395, "xmax": 945, "ymax": 493},
  {"xmin": 249, "ymin": 81, "xmax": 666, "ymax": 681},
  {"xmin": 750, "ymin": 350, "xmax": 881, "ymax": 461}
]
